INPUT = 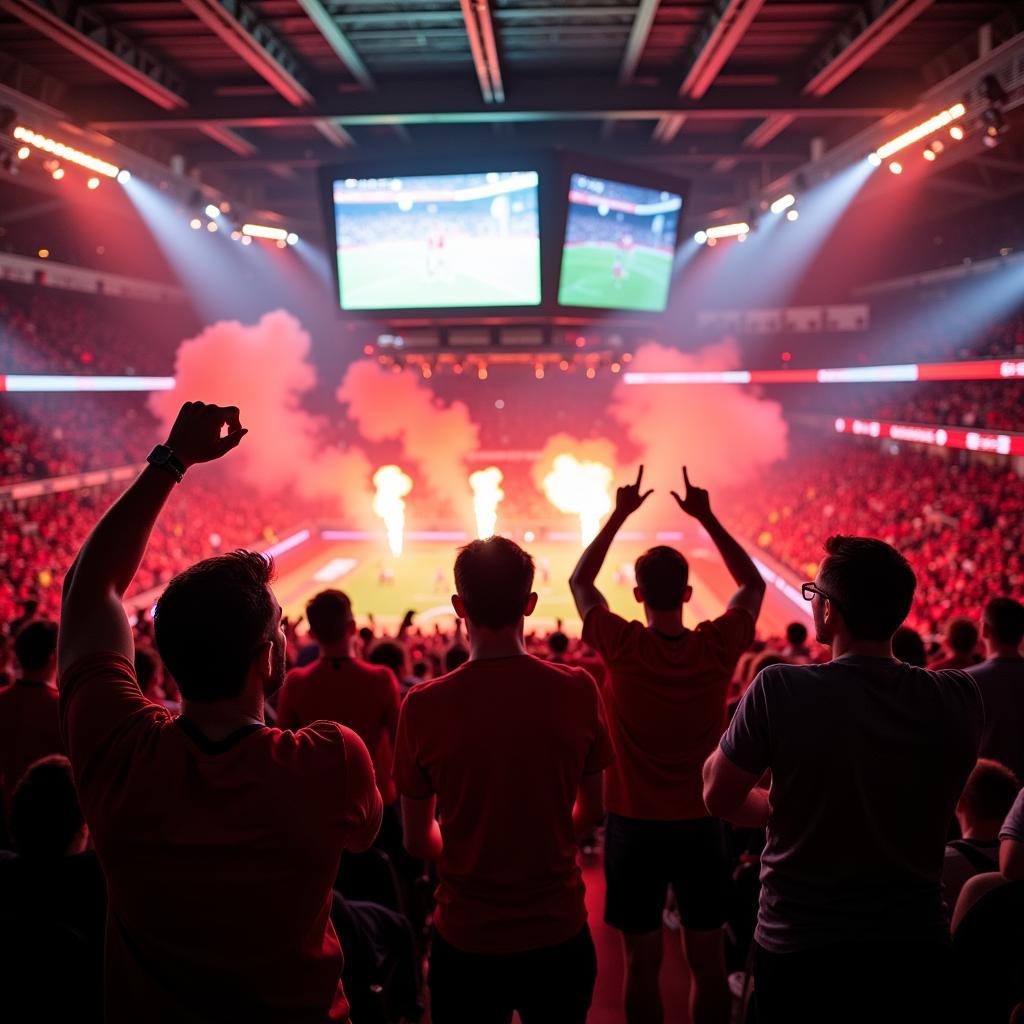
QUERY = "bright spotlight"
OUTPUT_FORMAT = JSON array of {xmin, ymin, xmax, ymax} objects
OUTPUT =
[
  {"xmin": 786, "ymin": 208, "xmax": 800, "ymax": 222},
  {"xmin": 241, "ymin": 235, "xmax": 252, "ymax": 246},
  {"xmin": 949, "ymin": 125, "xmax": 965, "ymax": 141},
  {"xmin": 888, "ymin": 161, "xmax": 903, "ymax": 175},
  {"xmin": 868, "ymin": 153, "xmax": 882, "ymax": 167},
  {"xmin": 206, "ymin": 220, "xmax": 218, "ymax": 232},
  {"xmin": 694, "ymin": 230, "xmax": 708, "ymax": 244},
  {"xmin": 204, "ymin": 203, "xmax": 220, "ymax": 219},
  {"xmin": 286, "ymin": 232, "xmax": 298, "ymax": 245},
  {"xmin": 230, "ymin": 230, "xmax": 241, "ymax": 241},
  {"xmin": 189, "ymin": 218, "xmax": 202, "ymax": 230},
  {"xmin": 923, "ymin": 149, "xmax": 936, "ymax": 162},
  {"xmin": 14, "ymin": 124, "xmax": 122, "ymax": 178},
  {"xmin": 116, "ymin": 169, "xmax": 131, "ymax": 184},
  {"xmin": 87, "ymin": 176, "xmax": 100, "ymax": 189},
  {"xmin": 706, "ymin": 221, "xmax": 750, "ymax": 240},
  {"xmin": 770, "ymin": 193, "xmax": 796, "ymax": 214},
  {"xmin": 16, "ymin": 146, "xmax": 29, "ymax": 160},
  {"xmin": 875, "ymin": 102, "xmax": 966, "ymax": 160},
  {"xmin": 242, "ymin": 223, "xmax": 288, "ymax": 240},
  {"xmin": 51, "ymin": 167, "xmax": 64, "ymax": 180}
]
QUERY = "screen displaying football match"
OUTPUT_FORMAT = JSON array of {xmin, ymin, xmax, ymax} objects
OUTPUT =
[
  {"xmin": 558, "ymin": 173, "xmax": 683, "ymax": 313},
  {"xmin": 333, "ymin": 171, "xmax": 541, "ymax": 310}
]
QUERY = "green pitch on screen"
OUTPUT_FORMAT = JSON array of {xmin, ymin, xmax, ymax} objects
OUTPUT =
[
  {"xmin": 339, "ymin": 237, "xmax": 541, "ymax": 310},
  {"xmin": 558, "ymin": 246, "xmax": 673, "ymax": 312}
]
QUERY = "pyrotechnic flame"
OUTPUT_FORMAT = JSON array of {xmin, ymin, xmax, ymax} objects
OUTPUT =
[
  {"xmin": 542, "ymin": 454, "xmax": 613, "ymax": 545},
  {"xmin": 469, "ymin": 467, "xmax": 504, "ymax": 539},
  {"xmin": 373, "ymin": 465, "xmax": 413, "ymax": 556}
]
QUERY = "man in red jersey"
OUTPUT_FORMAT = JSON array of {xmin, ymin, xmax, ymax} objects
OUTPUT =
[
  {"xmin": 570, "ymin": 466, "xmax": 764, "ymax": 1024},
  {"xmin": 395, "ymin": 536, "xmax": 613, "ymax": 1024},
  {"xmin": 58, "ymin": 401, "xmax": 383, "ymax": 1024},
  {"xmin": 278, "ymin": 589, "xmax": 400, "ymax": 805}
]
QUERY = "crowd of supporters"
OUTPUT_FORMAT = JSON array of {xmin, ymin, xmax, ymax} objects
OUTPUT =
[
  {"xmin": 729, "ymin": 441, "xmax": 1024, "ymax": 637},
  {"xmin": 1, "ymin": 401, "xmax": 1022, "ymax": 1024}
]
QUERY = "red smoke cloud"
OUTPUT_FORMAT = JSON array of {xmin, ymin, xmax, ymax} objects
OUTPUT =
[
  {"xmin": 608, "ymin": 339, "xmax": 788, "ymax": 518},
  {"xmin": 150, "ymin": 310, "xmax": 373, "ymax": 517},
  {"xmin": 337, "ymin": 360, "xmax": 480, "ymax": 519}
]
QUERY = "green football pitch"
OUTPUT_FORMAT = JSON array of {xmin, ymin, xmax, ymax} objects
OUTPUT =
[
  {"xmin": 558, "ymin": 245, "xmax": 673, "ymax": 312},
  {"xmin": 339, "ymin": 237, "xmax": 541, "ymax": 309}
]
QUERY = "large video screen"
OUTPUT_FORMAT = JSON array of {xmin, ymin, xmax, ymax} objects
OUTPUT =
[
  {"xmin": 332, "ymin": 171, "xmax": 541, "ymax": 310},
  {"xmin": 558, "ymin": 173, "xmax": 682, "ymax": 313}
]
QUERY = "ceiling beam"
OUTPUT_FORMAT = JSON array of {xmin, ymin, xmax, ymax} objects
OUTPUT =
[
  {"xmin": 458, "ymin": 0, "xmax": 494, "ymax": 103},
  {"xmin": 0, "ymin": 0, "xmax": 188, "ymax": 110},
  {"xmin": 313, "ymin": 118, "xmax": 355, "ymax": 148},
  {"xmin": 679, "ymin": 0, "xmax": 766, "ymax": 100},
  {"xmin": 198, "ymin": 123, "xmax": 257, "ymax": 156},
  {"xmin": 743, "ymin": 112, "xmax": 795, "ymax": 149},
  {"xmin": 652, "ymin": 112, "xmax": 686, "ymax": 142},
  {"xmin": 294, "ymin": 0, "xmax": 374, "ymax": 90},
  {"xmin": 179, "ymin": 0, "xmax": 314, "ymax": 107},
  {"xmin": 804, "ymin": 0, "xmax": 935, "ymax": 97},
  {"xmin": 618, "ymin": 0, "xmax": 662, "ymax": 84},
  {"xmin": 81, "ymin": 77, "xmax": 897, "ymax": 130},
  {"xmin": 476, "ymin": 0, "xmax": 505, "ymax": 103}
]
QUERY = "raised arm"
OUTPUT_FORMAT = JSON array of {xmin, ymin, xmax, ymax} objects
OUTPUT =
[
  {"xmin": 58, "ymin": 402, "xmax": 246, "ymax": 677},
  {"xmin": 671, "ymin": 466, "xmax": 765, "ymax": 622},
  {"xmin": 570, "ymin": 465, "xmax": 653, "ymax": 622}
]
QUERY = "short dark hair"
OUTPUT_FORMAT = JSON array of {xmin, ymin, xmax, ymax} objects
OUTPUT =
[
  {"xmin": 154, "ymin": 551, "xmax": 276, "ymax": 702},
  {"xmin": 306, "ymin": 589, "xmax": 353, "ymax": 645},
  {"xmin": 959, "ymin": 759, "xmax": 1020, "ymax": 824},
  {"xmin": 634, "ymin": 546, "xmax": 689, "ymax": 611},
  {"xmin": 945, "ymin": 617, "xmax": 979, "ymax": 654},
  {"xmin": 984, "ymin": 597, "xmax": 1024, "ymax": 647},
  {"xmin": 548, "ymin": 630, "xmax": 569, "ymax": 655},
  {"xmin": 13, "ymin": 619, "xmax": 58, "ymax": 672},
  {"xmin": 368, "ymin": 640, "xmax": 405, "ymax": 676},
  {"xmin": 412, "ymin": 659, "xmax": 429, "ymax": 679},
  {"xmin": 785, "ymin": 622, "xmax": 808, "ymax": 646},
  {"xmin": 454, "ymin": 537, "xmax": 535, "ymax": 629},
  {"xmin": 10, "ymin": 755, "xmax": 84, "ymax": 859},
  {"xmin": 892, "ymin": 626, "xmax": 927, "ymax": 667},
  {"xmin": 818, "ymin": 536, "xmax": 916, "ymax": 642}
]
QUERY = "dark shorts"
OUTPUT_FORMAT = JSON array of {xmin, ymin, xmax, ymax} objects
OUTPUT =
[
  {"xmin": 428, "ymin": 925, "xmax": 597, "ymax": 1024},
  {"xmin": 604, "ymin": 812, "xmax": 732, "ymax": 933}
]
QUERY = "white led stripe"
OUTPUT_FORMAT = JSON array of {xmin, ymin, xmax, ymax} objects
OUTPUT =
[{"xmin": 5, "ymin": 375, "xmax": 176, "ymax": 392}]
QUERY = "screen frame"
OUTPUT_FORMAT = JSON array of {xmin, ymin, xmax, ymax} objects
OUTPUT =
[
  {"xmin": 318, "ymin": 153, "xmax": 558, "ymax": 320},
  {"xmin": 552, "ymin": 152, "xmax": 690, "ymax": 317}
]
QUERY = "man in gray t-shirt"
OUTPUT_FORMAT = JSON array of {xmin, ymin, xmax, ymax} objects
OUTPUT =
[
  {"xmin": 966, "ymin": 597, "xmax": 1024, "ymax": 780},
  {"xmin": 703, "ymin": 535, "xmax": 983, "ymax": 1024}
]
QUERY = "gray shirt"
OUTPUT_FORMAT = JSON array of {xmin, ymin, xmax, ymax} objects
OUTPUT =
[
  {"xmin": 722, "ymin": 655, "xmax": 983, "ymax": 952},
  {"xmin": 1000, "ymin": 787, "xmax": 1024, "ymax": 842},
  {"xmin": 966, "ymin": 657, "xmax": 1024, "ymax": 781}
]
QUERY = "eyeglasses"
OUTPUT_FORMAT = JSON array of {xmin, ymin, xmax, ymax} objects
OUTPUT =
[{"xmin": 801, "ymin": 582, "xmax": 840, "ymax": 608}]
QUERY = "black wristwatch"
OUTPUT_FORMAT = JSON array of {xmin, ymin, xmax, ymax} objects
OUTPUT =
[{"xmin": 147, "ymin": 444, "xmax": 186, "ymax": 483}]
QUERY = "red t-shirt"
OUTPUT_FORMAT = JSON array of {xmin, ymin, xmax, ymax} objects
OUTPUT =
[
  {"xmin": 393, "ymin": 654, "xmax": 613, "ymax": 954},
  {"xmin": 59, "ymin": 652, "xmax": 383, "ymax": 1024},
  {"xmin": 583, "ymin": 604, "xmax": 755, "ymax": 820},
  {"xmin": 0, "ymin": 680, "xmax": 63, "ymax": 810},
  {"xmin": 278, "ymin": 657, "xmax": 401, "ymax": 804}
]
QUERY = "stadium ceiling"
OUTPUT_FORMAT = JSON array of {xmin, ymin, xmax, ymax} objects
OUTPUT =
[{"xmin": 0, "ymin": 0, "xmax": 1022, "ymax": 227}]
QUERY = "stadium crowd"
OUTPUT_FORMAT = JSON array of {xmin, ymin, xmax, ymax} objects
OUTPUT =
[{"xmin": 1, "ymin": 399, "xmax": 1022, "ymax": 1024}]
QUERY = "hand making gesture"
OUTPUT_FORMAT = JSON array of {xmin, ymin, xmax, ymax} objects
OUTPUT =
[
  {"xmin": 166, "ymin": 401, "xmax": 248, "ymax": 469},
  {"xmin": 671, "ymin": 466, "xmax": 712, "ymax": 523},
  {"xmin": 615, "ymin": 465, "xmax": 654, "ymax": 519}
]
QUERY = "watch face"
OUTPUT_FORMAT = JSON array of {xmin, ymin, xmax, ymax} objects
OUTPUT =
[{"xmin": 150, "ymin": 446, "xmax": 171, "ymax": 465}]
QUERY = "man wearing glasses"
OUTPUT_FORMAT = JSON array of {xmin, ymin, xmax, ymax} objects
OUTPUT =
[{"xmin": 703, "ymin": 535, "xmax": 983, "ymax": 1023}]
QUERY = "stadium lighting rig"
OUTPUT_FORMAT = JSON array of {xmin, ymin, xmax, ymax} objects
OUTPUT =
[
  {"xmin": 241, "ymin": 223, "xmax": 299, "ymax": 246},
  {"xmin": 867, "ymin": 102, "xmax": 966, "ymax": 166},
  {"xmin": 694, "ymin": 222, "xmax": 750, "ymax": 245},
  {"xmin": 12, "ymin": 125, "xmax": 129, "ymax": 183}
]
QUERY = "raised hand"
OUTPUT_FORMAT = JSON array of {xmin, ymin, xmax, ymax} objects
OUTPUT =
[
  {"xmin": 671, "ymin": 466, "xmax": 712, "ymax": 523},
  {"xmin": 165, "ymin": 401, "xmax": 247, "ymax": 469},
  {"xmin": 614, "ymin": 465, "xmax": 654, "ymax": 519}
]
